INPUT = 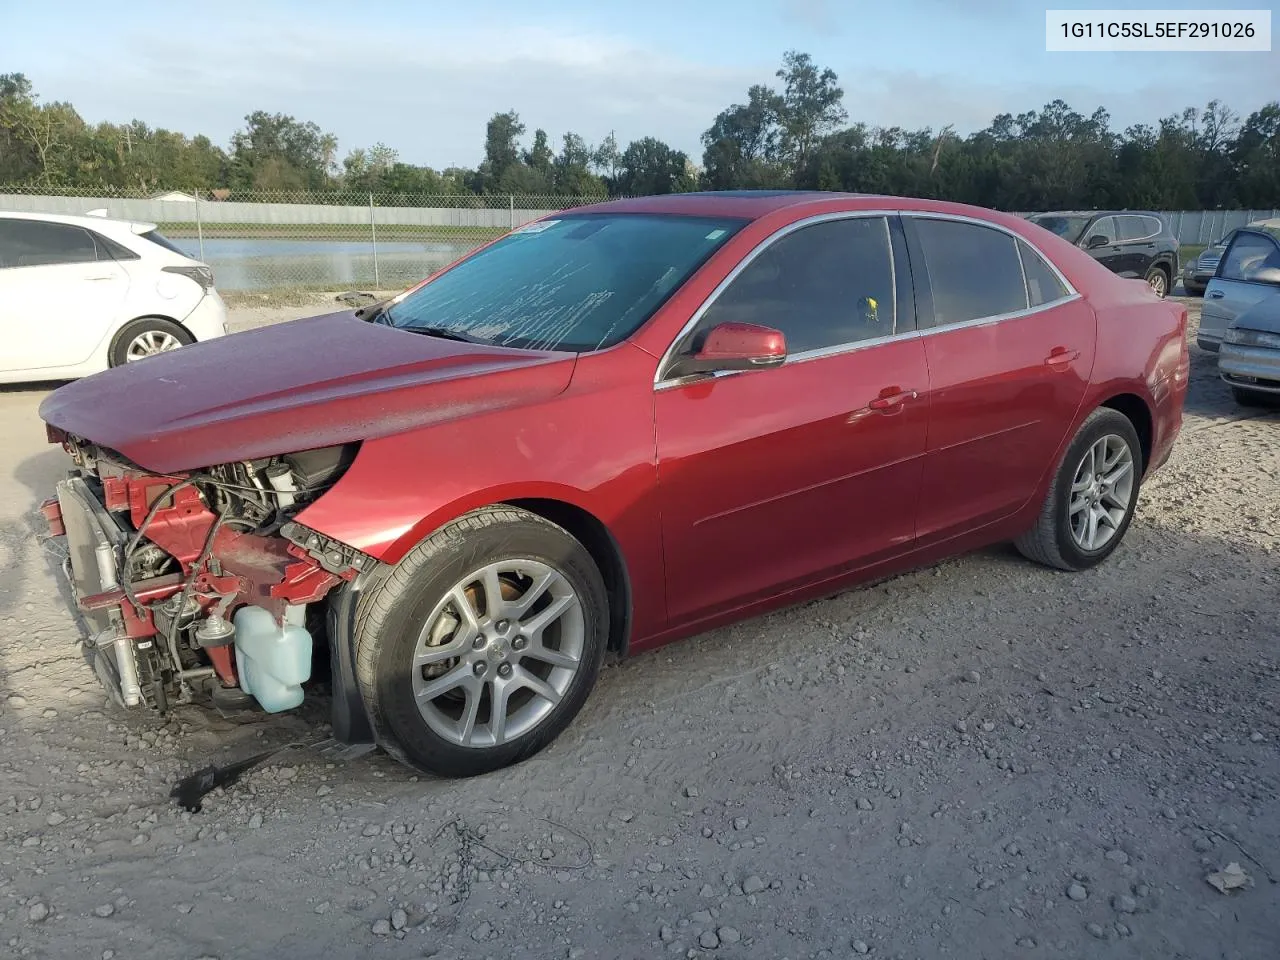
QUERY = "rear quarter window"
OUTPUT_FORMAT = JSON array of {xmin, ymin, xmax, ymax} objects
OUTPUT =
[
  {"xmin": 1018, "ymin": 240, "xmax": 1071, "ymax": 307},
  {"xmin": 140, "ymin": 229, "xmax": 190, "ymax": 256}
]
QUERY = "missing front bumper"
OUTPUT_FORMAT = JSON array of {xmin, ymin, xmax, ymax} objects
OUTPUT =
[{"xmin": 43, "ymin": 475, "xmax": 144, "ymax": 706}]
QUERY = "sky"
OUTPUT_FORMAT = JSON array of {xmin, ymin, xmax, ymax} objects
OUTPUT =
[{"xmin": 1, "ymin": 0, "xmax": 1276, "ymax": 169}]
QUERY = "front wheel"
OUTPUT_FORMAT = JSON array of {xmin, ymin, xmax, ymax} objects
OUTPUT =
[
  {"xmin": 354, "ymin": 506, "xmax": 608, "ymax": 777},
  {"xmin": 1015, "ymin": 408, "xmax": 1143, "ymax": 571}
]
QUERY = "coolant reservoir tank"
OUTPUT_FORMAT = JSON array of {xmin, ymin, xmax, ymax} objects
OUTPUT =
[{"xmin": 232, "ymin": 605, "xmax": 312, "ymax": 713}]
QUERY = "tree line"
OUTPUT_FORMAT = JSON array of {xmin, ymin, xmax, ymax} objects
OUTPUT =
[{"xmin": 2, "ymin": 55, "xmax": 1278, "ymax": 209}]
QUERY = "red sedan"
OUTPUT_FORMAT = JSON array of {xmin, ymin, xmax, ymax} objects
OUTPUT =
[{"xmin": 39, "ymin": 191, "xmax": 1189, "ymax": 777}]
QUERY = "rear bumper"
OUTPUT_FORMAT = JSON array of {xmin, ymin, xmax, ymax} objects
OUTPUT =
[{"xmin": 181, "ymin": 290, "xmax": 229, "ymax": 343}]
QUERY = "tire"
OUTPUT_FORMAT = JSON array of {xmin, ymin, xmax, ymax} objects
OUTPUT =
[
  {"xmin": 1232, "ymin": 386, "xmax": 1272, "ymax": 407},
  {"xmin": 353, "ymin": 506, "xmax": 608, "ymax": 777},
  {"xmin": 108, "ymin": 317, "xmax": 194, "ymax": 367},
  {"xmin": 1144, "ymin": 265, "xmax": 1169, "ymax": 298},
  {"xmin": 1015, "ymin": 408, "xmax": 1143, "ymax": 572}
]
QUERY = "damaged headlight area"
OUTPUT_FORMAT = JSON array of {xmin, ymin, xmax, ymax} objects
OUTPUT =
[{"xmin": 40, "ymin": 438, "xmax": 372, "ymax": 718}]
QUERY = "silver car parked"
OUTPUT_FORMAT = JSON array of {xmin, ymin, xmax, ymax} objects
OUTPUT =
[
  {"xmin": 1220, "ymin": 294, "xmax": 1280, "ymax": 405},
  {"xmin": 1198, "ymin": 221, "xmax": 1280, "ymax": 354}
]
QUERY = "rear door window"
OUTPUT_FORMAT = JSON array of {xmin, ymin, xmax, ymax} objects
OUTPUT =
[
  {"xmin": 0, "ymin": 219, "xmax": 99, "ymax": 268},
  {"xmin": 912, "ymin": 218, "xmax": 1029, "ymax": 326}
]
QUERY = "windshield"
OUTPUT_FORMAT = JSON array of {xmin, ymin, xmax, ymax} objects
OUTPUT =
[
  {"xmin": 380, "ymin": 213, "xmax": 744, "ymax": 352},
  {"xmin": 1028, "ymin": 215, "xmax": 1093, "ymax": 244}
]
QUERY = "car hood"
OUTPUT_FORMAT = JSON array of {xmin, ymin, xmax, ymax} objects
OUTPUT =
[
  {"xmin": 40, "ymin": 311, "xmax": 577, "ymax": 473},
  {"xmin": 1233, "ymin": 292, "xmax": 1280, "ymax": 332}
]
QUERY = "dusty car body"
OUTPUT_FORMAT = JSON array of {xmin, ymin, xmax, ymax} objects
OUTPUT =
[
  {"xmin": 39, "ymin": 191, "xmax": 1189, "ymax": 777},
  {"xmin": 1219, "ymin": 292, "xmax": 1280, "ymax": 404},
  {"xmin": 1198, "ymin": 222, "xmax": 1280, "ymax": 353}
]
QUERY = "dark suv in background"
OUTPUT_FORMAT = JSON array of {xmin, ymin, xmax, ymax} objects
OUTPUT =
[{"xmin": 1028, "ymin": 211, "xmax": 1179, "ymax": 297}]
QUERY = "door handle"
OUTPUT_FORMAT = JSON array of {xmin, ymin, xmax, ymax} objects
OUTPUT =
[
  {"xmin": 867, "ymin": 389, "xmax": 918, "ymax": 411},
  {"xmin": 84, "ymin": 274, "xmax": 116, "ymax": 281},
  {"xmin": 1044, "ymin": 348, "xmax": 1081, "ymax": 367},
  {"xmin": 1206, "ymin": 290, "xmax": 1225, "ymax": 299}
]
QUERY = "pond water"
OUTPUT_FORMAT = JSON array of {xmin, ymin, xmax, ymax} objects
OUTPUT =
[{"xmin": 170, "ymin": 237, "xmax": 476, "ymax": 293}]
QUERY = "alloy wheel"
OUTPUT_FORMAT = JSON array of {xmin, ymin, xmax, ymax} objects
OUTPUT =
[
  {"xmin": 1068, "ymin": 434, "xmax": 1135, "ymax": 551},
  {"xmin": 126, "ymin": 330, "xmax": 185, "ymax": 361},
  {"xmin": 1147, "ymin": 272, "xmax": 1167, "ymax": 297},
  {"xmin": 410, "ymin": 559, "xmax": 584, "ymax": 748}
]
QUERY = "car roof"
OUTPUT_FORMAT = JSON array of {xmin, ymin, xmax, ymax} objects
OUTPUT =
[
  {"xmin": 1031, "ymin": 210, "xmax": 1163, "ymax": 219},
  {"xmin": 561, "ymin": 190, "xmax": 1017, "ymax": 221},
  {"xmin": 0, "ymin": 209, "xmax": 157, "ymax": 232}
]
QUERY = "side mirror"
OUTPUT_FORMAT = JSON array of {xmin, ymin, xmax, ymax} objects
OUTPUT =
[
  {"xmin": 677, "ymin": 322, "xmax": 787, "ymax": 377},
  {"xmin": 1086, "ymin": 234, "xmax": 1110, "ymax": 250}
]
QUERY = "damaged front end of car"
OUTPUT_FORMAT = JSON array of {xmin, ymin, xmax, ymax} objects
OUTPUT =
[{"xmin": 39, "ymin": 428, "xmax": 377, "ymax": 740}]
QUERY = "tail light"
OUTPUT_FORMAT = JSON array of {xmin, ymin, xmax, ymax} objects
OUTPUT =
[{"xmin": 162, "ymin": 265, "xmax": 214, "ymax": 292}]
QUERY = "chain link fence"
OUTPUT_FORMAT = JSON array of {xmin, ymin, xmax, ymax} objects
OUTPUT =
[
  {"xmin": 4, "ymin": 186, "xmax": 1278, "ymax": 294},
  {"xmin": 0, "ymin": 186, "xmax": 612, "ymax": 295}
]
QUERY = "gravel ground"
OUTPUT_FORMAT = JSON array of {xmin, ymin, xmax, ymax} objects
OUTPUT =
[{"xmin": 1, "ymin": 297, "xmax": 1278, "ymax": 960}]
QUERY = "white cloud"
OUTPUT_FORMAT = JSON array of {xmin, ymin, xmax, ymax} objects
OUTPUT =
[
  {"xmin": 36, "ymin": 19, "xmax": 763, "ymax": 168},
  {"xmin": 27, "ymin": 11, "xmax": 1276, "ymax": 173}
]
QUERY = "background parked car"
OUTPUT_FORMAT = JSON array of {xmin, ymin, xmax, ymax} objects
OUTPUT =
[
  {"xmin": 1182, "ymin": 234, "xmax": 1231, "ymax": 296},
  {"xmin": 1197, "ymin": 221, "xmax": 1280, "ymax": 353},
  {"xmin": 0, "ymin": 211, "xmax": 227, "ymax": 384},
  {"xmin": 1219, "ymin": 294, "xmax": 1280, "ymax": 406},
  {"xmin": 1027, "ymin": 210, "xmax": 1179, "ymax": 297}
]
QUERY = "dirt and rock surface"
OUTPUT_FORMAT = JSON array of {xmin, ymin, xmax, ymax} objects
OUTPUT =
[{"xmin": 1, "ymin": 297, "xmax": 1277, "ymax": 960}]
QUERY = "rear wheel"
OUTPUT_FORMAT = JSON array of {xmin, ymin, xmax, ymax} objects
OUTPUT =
[
  {"xmin": 1144, "ymin": 265, "xmax": 1169, "ymax": 298},
  {"xmin": 1015, "ymin": 408, "xmax": 1143, "ymax": 571},
  {"xmin": 109, "ymin": 317, "xmax": 193, "ymax": 367},
  {"xmin": 354, "ymin": 506, "xmax": 608, "ymax": 777}
]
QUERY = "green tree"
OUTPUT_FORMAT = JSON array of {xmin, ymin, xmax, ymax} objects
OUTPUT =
[
  {"xmin": 480, "ymin": 109, "xmax": 525, "ymax": 190},
  {"xmin": 553, "ymin": 132, "xmax": 606, "ymax": 195},
  {"xmin": 614, "ymin": 137, "xmax": 692, "ymax": 196},
  {"xmin": 523, "ymin": 128, "xmax": 554, "ymax": 178},
  {"xmin": 775, "ymin": 51, "xmax": 846, "ymax": 178},
  {"xmin": 229, "ymin": 111, "xmax": 332, "ymax": 191},
  {"xmin": 592, "ymin": 131, "xmax": 621, "ymax": 186},
  {"xmin": 701, "ymin": 84, "xmax": 786, "ymax": 189},
  {"xmin": 1234, "ymin": 103, "xmax": 1280, "ymax": 208}
]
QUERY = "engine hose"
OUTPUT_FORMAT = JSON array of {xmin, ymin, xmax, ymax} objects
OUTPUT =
[
  {"xmin": 121, "ymin": 476, "xmax": 200, "ymax": 616},
  {"xmin": 164, "ymin": 510, "xmax": 228, "ymax": 692}
]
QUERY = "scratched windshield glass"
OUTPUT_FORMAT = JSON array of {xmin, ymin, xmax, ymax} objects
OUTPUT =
[{"xmin": 380, "ymin": 214, "xmax": 745, "ymax": 352}]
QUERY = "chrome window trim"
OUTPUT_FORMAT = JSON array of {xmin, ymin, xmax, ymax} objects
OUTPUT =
[
  {"xmin": 653, "ymin": 208, "xmax": 1080, "ymax": 391},
  {"xmin": 1015, "ymin": 237, "xmax": 1031, "ymax": 307}
]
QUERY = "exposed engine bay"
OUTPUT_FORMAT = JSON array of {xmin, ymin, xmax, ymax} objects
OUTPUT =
[{"xmin": 40, "ymin": 429, "xmax": 372, "ymax": 718}]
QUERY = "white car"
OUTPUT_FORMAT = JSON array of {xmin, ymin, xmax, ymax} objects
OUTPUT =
[{"xmin": 0, "ymin": 210, "xmax": 227, "ymax": 384}]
